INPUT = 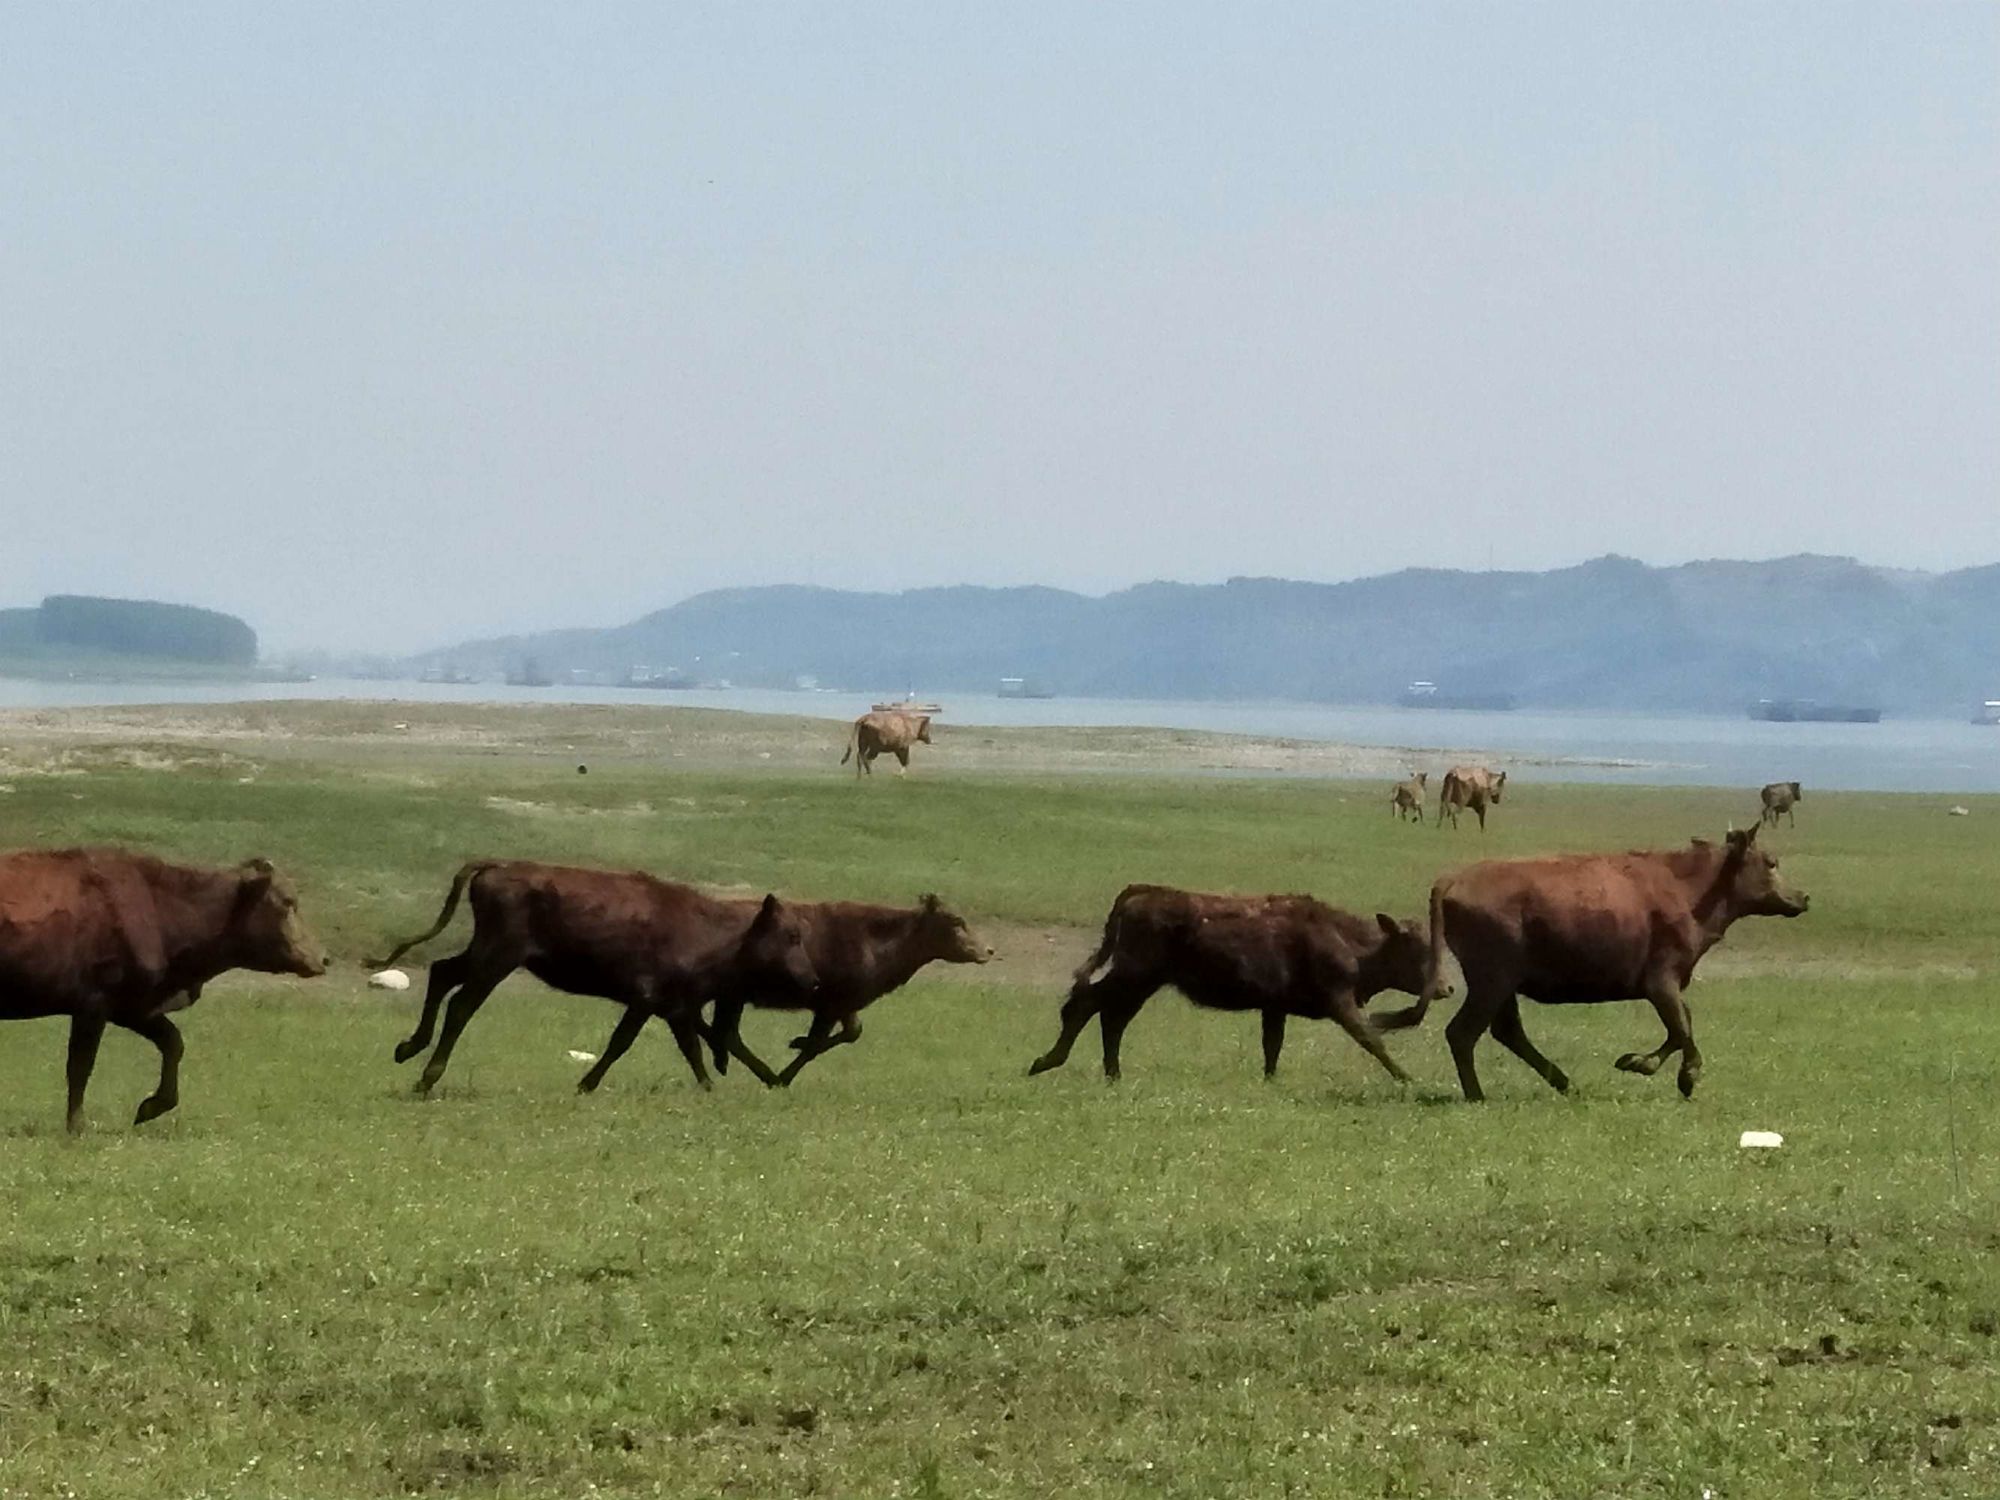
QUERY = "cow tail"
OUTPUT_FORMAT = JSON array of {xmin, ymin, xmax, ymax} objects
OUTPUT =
[
  {"xmin": 1375, "ymin": 879, "xmax": 1448, "ymax": 1032},
  {"xmin": 1071, "ymin": 894, "xmax": 1127, "ymax": 982},
  {"xmin": 372, "ymin": 862, "xmax": 489, "ymax": 967},
  {"xmin": 839, "ymin": 725, "xmax": 855, "ymax": 765}
]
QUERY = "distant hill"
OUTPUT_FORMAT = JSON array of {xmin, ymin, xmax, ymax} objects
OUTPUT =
[
  {"xmin": 0, "ymin": 595, "xmax": 258, "ymax": 674},
  {"xmin": 414, "ymin": 555, "xmax": 2000, "ymax": 715}
]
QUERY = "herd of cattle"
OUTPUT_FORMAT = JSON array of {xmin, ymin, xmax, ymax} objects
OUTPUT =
[{"xmin": 0, "ymin": 758, "xmax": 1814, "ymax": 1131}]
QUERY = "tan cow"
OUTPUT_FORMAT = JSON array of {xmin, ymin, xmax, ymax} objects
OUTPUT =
[
  {"xmin": 1390, "ymin": 771, "xmax": 1428, "ymax": 823},
  {"xmin": 1759, "ymin": 781, "xmax": 1802, "ymax": 827},
  {"xmin": 1374, "ymin": 825, "xmax": 1808, "ymax": 1100},
  {"xmin": 1436, "ymin": 766, "xmax": 1507, "ymax": 831},
  {"xmin": 841, "ymin": 711, "xmax": 933, "ymax": 777}
]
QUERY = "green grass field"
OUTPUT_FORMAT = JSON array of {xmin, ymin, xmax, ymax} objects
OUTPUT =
[{"xmin": 2, "ymin": 705, "xmax": 1996, "ymax": 1497}]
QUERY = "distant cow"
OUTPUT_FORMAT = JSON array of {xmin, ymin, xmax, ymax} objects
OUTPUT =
[
  {"xmin": 1390, "ymin": 771, "xmax": 1428, "ymax": 823},
  {"xmin": 1375, "ymin": 825, "xmax": 1808, "ymax": 1100},
  {"xmin": 377, "ymin": 861, "xmax": 818, "ymax": 1095},
  {"xmin": 1759, "ymin": 781, "xmax": 1802, "ymax": 827},
  {"xmin": 1027, "ymin": 885, "xmax": 1435, "ymax": 1083},
  {"xmin": 704, "ymin": 893, "xmax": 994, "ymax": 1085},
  {"xmin": 841, "ymin": 711, "xmax": 933, "ymax": 777},
  {"xmin": 1437, "ymin": 765, "xmax": 1507, "ymax": 831},
  {"xmin": 0, "ymin": 848, "xmax": 327, "ymax": 1131}
]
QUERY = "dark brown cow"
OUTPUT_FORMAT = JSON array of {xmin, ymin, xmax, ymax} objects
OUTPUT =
[
  {"xmin": 840, "ymin": 711, "xmax": 933, "ymax": 777},
  {"xmin": 1759, "ymin": 781, "xmax": 1802, "ymax": 827},
  {"xmin": 1390, "ymin": 771, "xmax": 1428, "ymax": 823},
  {"xmin": 704, "ymin": 894, "xmax": 993, "ymax": 1085},
  {"xmin": 1026, "ymin": 885, "xmax": 1436, "ymax": 1083},
  {"xmin": 376, "ymin": 861, "xmax": 818, "ymax": 1095},
  {"xmin": 1375, "ymin": 825, "xmax": 1808, "ymax": 1100},
  {"xmin": 1437, "ymin": 765, "xmax": 1506, "ymax": 830},
  {"xmin": 0, "ymin": 848, "xmax": 327, "ymax": 1131}
]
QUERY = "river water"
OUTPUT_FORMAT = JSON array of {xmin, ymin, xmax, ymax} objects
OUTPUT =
[{"xmin": 3, "ymin": 677, "xmax": 1997, "ymax": 794}]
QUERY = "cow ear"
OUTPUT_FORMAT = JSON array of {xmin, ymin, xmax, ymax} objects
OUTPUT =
[
  {"xmin": 919, "ymin": 892, "xmax": 941, "ymax": 914},
  {"xmin": 237, "ymin": 857, "xmax": 275, "ymax": 889},
  {"xmin": 1376, "ymin": 912, "xmax": 1400, "ymax": 938},
  {"xmin": 1726, "ymin": 826, "xmax": 1756, "ymax": 856}
]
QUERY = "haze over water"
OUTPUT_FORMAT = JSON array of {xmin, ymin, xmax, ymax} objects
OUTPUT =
[{"xmin": 5, "ymin": 678, "xmax": 1996, "ymax": 794}]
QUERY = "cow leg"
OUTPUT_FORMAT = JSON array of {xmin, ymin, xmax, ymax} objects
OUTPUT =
[
  {"xmin": 697, "ymin": 1017, "xmax": 780, "ymax": 1087},
  {"xmin": 1489, "ymin": 997, "xmax": 1569, "ymax": 1094},
  {"xmin": 1027, "ymin": 976, "xmax": 1110, "ymax": 1076},
  {"xmin": 1474, "ymin": 801, "xmax": 1486, "ymax": 832},
  {"xmin": 126, "ymin": 1014, "xmax": 187, "ymax": 1124},
  {"xmin": 1097, "ymin": 988, "xmax": 1154, "ymax": 1082},
  {"xmin": 776, "ymin": 1012, "xmax": 862, "ymax": 1087},
  {"xmin": 414, "ymin": 962, "xmax": 511, "ymax": 1095},
  {"xmin": 577, "ymin": 1002, "xmax": 653, "ymax": 1093},
  {"xmin": 1327, "ymin": 992, "xmax": 1413, "ymax": 1082},
  {"xmin": 894, "ymin": 748, "xmax": 909, "ymax": 776},
  {"xmin": 1261, "ymin": 1010, "xmax": 1287, "ymax": 1077},
  {"xmin": 1618, "ymin": 983, "xmax": 1701, "ymax": 1097},
  {"xmin": 394, "ymin": 952, "xmax": 468, "ymax": 1063},
  {"xmin": 65, "ymin": 1012, "xmax": 107, "ymax": 1133},
  {"xmin": 706, "ymin": 997, "xmax": 742, "ymax": 1075},
  {"xmin": 1445, "ymin": 987, "xmax": 1505, "ymax": 1101},
  {"xmin": 664, "ymin": 1011, "xmax": 715, "ymax": 1091}
]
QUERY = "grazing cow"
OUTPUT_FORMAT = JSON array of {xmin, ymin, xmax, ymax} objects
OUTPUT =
[
  {"xmin": 1375, "ymin": 825, "xmax": 1808, "ymax": 1101},
  {"xmin": 1437, "ymin": 765, "xmax": 1507, "ymax": 831},
  {"xmin": 1026, "ymin": 885, "xmax": 1436, "ymax": 1083},
  {"xmin": 0, "ymin": 848, "xmax": 327, "ymax": 1131},
  {"xmin": 840, "ymin": 711, "xmax": 933, "ymax": 777},
  {"xmin": 376, "ymin": 862, "xmax": 818, "ymax": 1095},
  {"xmin": 704, "ymin": 894, "xmax": 994, "ymax": 1085},
  {"xmin": 1760, "ymin": 781, "xmax": 1802, "ymax": 827},
  {"xmin": 1390, "ymin": 771, "xmax": 1428, "ymax": 823}
]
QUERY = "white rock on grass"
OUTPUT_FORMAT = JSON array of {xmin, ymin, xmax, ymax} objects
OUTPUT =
[
  {"xmin": 368, "ymin": 969, "xmax": 412, "ymax": 992},
  {"xmin": 1738, "ymin": 1130, "xmax": 1784, "ymax": 1150}
]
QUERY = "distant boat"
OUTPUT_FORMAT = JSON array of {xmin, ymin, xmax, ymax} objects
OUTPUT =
[
  {"xmin": 873, "ymin": 695, "xmax": 942, "ymax": 714},
  {"xmin": 998, "ymin": 676, "xmax": 1055, "ymax": 700},
  {"xmin": 620, "ymin": 667, "xmax": 696, "ymax": 690},
  {"xmin": 1398, "ymin": 681, "xmax": 1517, "ymax": 712},
  {"xmin": 1749, "ymin": 699, "xmax": 1882, "ymax": 724},
  {"xmin": 1974, "ymin": 701, "xmax": 2000, "ymax": 726},
  {"xmin": 420, "ymin": 666, "xmax": 477, "ymax": 685}
]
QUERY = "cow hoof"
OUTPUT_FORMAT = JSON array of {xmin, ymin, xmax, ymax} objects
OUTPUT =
[
  {"xmin": 393, "ymin": 1040, "xmax": 423, "ymax": 1064},
  {"xmin": 1615, "ymin": 1052, "xmax": 1659, "ymax": 1076},
  {"xmin": 1678, "ymin": 1072, "xmax": 1700, "ymax": 1099},
  {"xmin": 576, "ymin": 1077, "xmax": 600, "ymax": 1095},
  {"xmin": 787, "ymin": 1035, "xmax": 811, "ymax": 1050},
  {"xmin": 1027, "ymin": 1055, "xmax": 1058, "ymax": 1076},
  {"xmin": 133, "ymin": 1096, "xmax": 176, "ymax": 1125}
]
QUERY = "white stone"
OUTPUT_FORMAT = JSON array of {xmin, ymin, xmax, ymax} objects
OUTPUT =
[
  {"xmin": 368, "ymin": 968, "xmax": 412, "ymax": 992},
  {"xmin": 1738, "ymin": 1130, "xmax": 1784, "ymax": 1149}
]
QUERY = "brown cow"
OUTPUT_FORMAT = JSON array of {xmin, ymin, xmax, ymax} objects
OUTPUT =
[
  {"xmin": 1375, "ymin": 825, "xmax": 1808, "ymax": 1101},
  {"xmin": 1390, "ymin": 771, "xmax": 1428, "ymax": 823},
  {"xmin": 1759, "ymin": 781, "xmax": 1802, "ymax": 827},
  {"xmin": 377, "ymin": 861, "xmax": 818, "ymax": 1095},
  {"xmin": 1436, "ymin": 765, "xmax": 1507, "ymax": 831},
  {"xmin": 1026, "ymin": 885, "xmax": 1436, "ymax": 1083},
  {"xmin": 840, "ymin": 711, "xmax": 933, "ymax": 777},
  {"xmin": 703, "ymin": 893, "xmax": 993, "ymax": 1085},
  {"xmin": 0, "ymin": 848, "xmax": 327, "ymax": 1131}
]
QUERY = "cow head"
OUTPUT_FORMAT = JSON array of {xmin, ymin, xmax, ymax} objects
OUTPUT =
[
  {"xmin": 1720, "ymin": 826, "xmax": 1809, "ymax": 917},
  {"xmin": 1788, "ymin": 781, "xmax": 1802, "ymax": 800},
  {"xmin": 1369, "ymin": 912, "xmax": 1438, "ymax": 998},
  {"xmin": 914, "ymin": 715, "xmax": 933, "ymax": 744},
  {"xmin": 740, "ymin": 894, "xmax": 819, "ymax": 997},
  {"xmin": 917, "ymin": 892, "xmax": 993, "ymax": 963},
  {"xmin": 1490, "ymin": 771, "xmax": 1507, "ymax": 802},
  {"xmin": 231, "ymin": 859, "xmax": 329, "ymax": 977}
]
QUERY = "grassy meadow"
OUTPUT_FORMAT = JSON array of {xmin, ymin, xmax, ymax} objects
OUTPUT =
[{"xmin": 1, "ymin": 703, "xmax": 1996, "ymax": 1497}]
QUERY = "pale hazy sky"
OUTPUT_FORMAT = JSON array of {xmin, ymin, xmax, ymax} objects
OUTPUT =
[{"xmin": 3, "ymin": 4, "xmax": 1994, "ymax": 653}]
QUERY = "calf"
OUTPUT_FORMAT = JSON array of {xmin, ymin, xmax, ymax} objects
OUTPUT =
[
  {"xmin": 1027, "ymin": 885, "xmax": 1434, "ymax": 1083},
  {"xmin": 1437, "ymin": 765, "xmax": 1507, "ymax": 831},
  {"xmin": 1390, "ymin": 771, "xmax": 1428, "ymax": 823},
  {"xmin": 1376, "ymin": 825, "xmax": 1809, "ymax": 1100},
  {"xmin": 377, "ymin": 861, "xmax": 817, "ymax": 1095},
  {"xmin": 1759, "ymin": 781, "xmax": 1802, "ymax": 827},
  {"xmin": 703, "ymin": 893, "xmax": 994, "ymax": 1085},
  {"xmin": 840, "ymin": 711, "xmax": 933, "ymax": 777},
  {"xmin": 0, "ymin": 848, "xmax": 327, "ymax": 1131}
]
